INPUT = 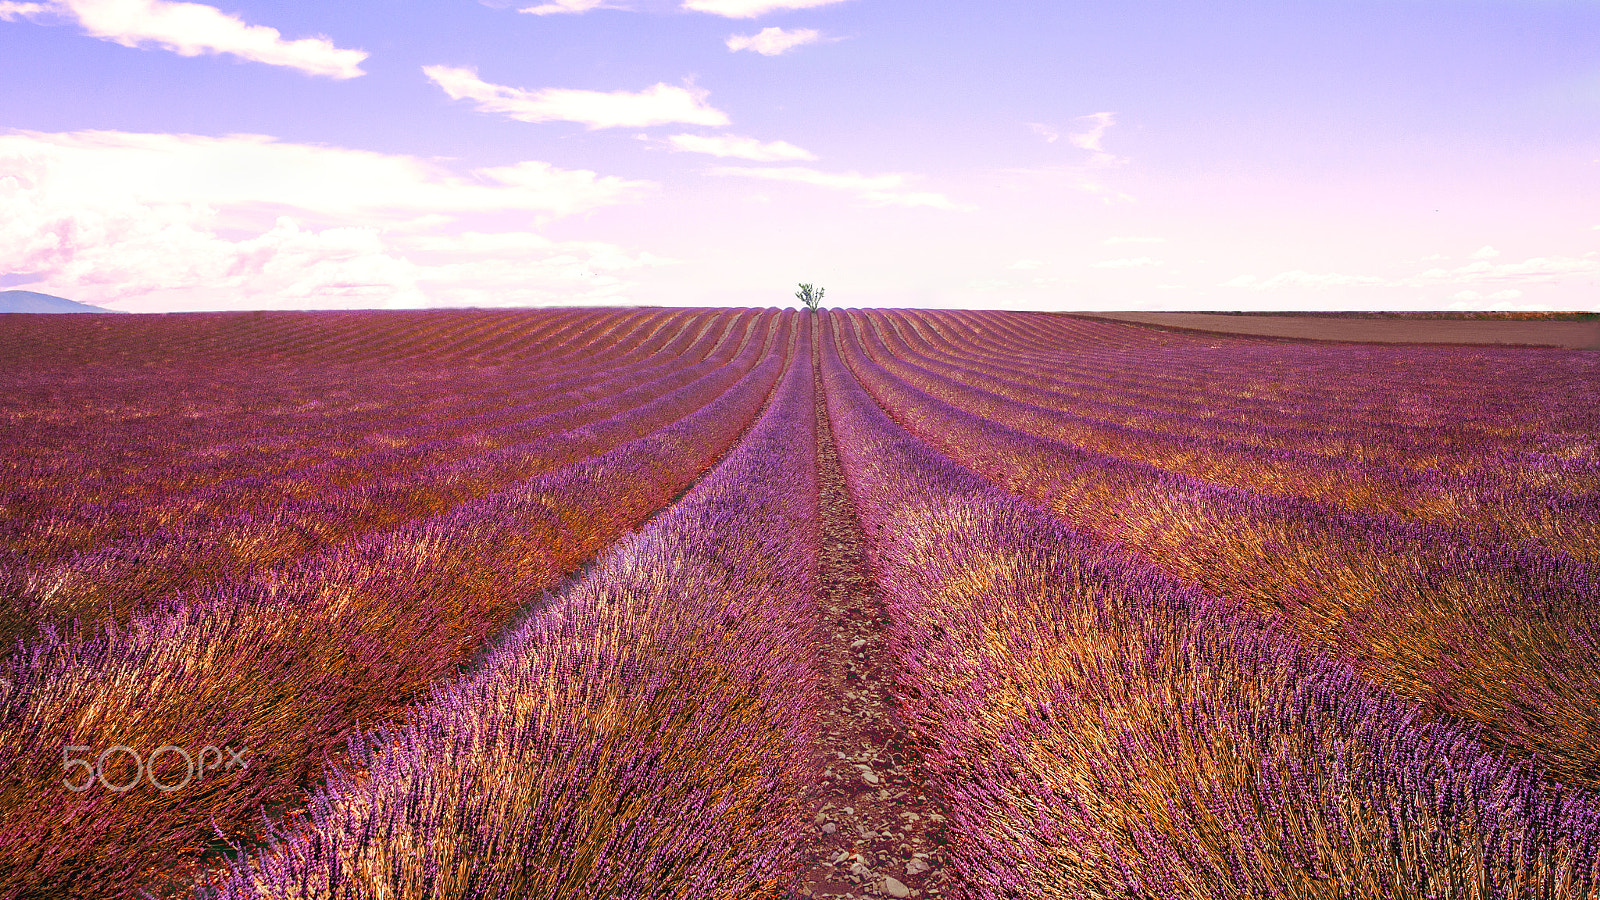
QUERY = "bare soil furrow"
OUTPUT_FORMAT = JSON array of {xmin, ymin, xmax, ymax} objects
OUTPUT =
[{"xmin": 784, "ymin": 335, "xmax": 955, "ymax": 900}]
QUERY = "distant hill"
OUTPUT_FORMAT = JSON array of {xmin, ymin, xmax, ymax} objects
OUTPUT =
[{"xmin": 0, "ymin": 290, "xmax": 124, "ymax": 313}]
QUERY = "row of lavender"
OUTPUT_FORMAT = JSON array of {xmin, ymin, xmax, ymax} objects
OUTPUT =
[
  {"xmin": 0, "ymin": 306, "xmax": 650, "ymax": 369},
  {"xmin": 0, "ymin": 312, "xmax": 791, "ymax": 898},
  {"xmin": 820, "ymin": 313, "xmax": 1600, "ymax": 897},
  {"xmin": 200, "ymin": 315, "xmax": 828, "ymax": 898},
  {"xmin": 862, "ymin": 310, "xmax": 1600, "ymax": 560},
  {"xmin": 0, "ymin": 307, "xmax": 714, "ymax": 566},
  {"xmin": 833, "ymin": 312, "xmax": 1600, "ymax": 795},
  {"xmin": 0, "ymin": 309, "xmax": 759, "ymax": 646},
  {"xmin": 949, "ymin": 310, "xmax": 1592, "ymax": 460},
  {"xmin": 5, "ymin": 304, "xmax": 1593, "ymax": 897},
  {"xmin": 920, "ymin": 310, "xmax": 1600, "ymax": 498},
  {"xmin": 1, "ymin": 308, "xmax": 701, "ymax": 570}
]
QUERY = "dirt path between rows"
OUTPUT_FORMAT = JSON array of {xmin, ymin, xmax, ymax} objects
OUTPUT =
[{"xmin": 782, "ymin": 343, "xmax": 956, "ymax": 900}]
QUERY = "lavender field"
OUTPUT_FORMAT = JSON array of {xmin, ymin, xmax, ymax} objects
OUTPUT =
[{"xmin": 1, "ymin": 308, "xmax": 1597, "ymax": 899}]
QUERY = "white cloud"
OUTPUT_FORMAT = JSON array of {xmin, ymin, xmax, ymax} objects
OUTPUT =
[
  {"xmin": 709, "ymin": 167, "xmax": 894, "ymax": 191},
  {"xmin": 726, "ymin": 26, "xmax": 821, "ymax": 55},
  {"xmin": 0, "ymin": 0, "xmax": 366, "ymax": 78},
  {"xmin": 707, "ymin": 165, "xmax": 974, "ymax": 210},
  {"xmin": 1451, "ymin": 289, "xmax": 1525, "ymax": 302},
  {"xmin": 1069, "ymin": 111, "xmax": 1123, "ymax": 166},
  {"xmin": 0, "ymin": 130, "xmax": 648, "ymax": 219},
  {"xmin": 1447, "ymin": 290, "xmax": 1552, "ymax": 312},
  {"xmin": 520, "ymin": 0, "xmax": 616, "ymax": 13},
  {"xmin": 1411, "ymin": 254, "xmax": 1600, "ymax": 285},
  {"xmin": 1224, "ymin": 251, "xmax": 1600, "ymax": 294},
  {"xmin": 1093, "ymin": 257, "xmax": 1163, "ymax": 269},
  {"xmin": 1223, "ymin": 270, "xmax": 1390, "ymax": 290},
  {"xmin": 666, "ymin": 133, "xmax": 815, "ymax": 161},
  {"xmin": 398, "ymin": 231, "xmax": 676, "ymax": 309},
  {"xmin": 1104, "ymin": 236, "xmax": 1164, "ymax": 245},
  {"xmin": 1069, "ymin": 112, "xmax": 1114, "ymax": 153},
  {"xmin": 967, "ymin": 275, "xmax": 1061, "ymax": 294},
  {"xmin": 1026, "ymin": 123, "xmax": 1060, "ymax": 144},
  {"xmin": 682, "ymin": 0, "xmax": 850, "ymax": 17},
  {"xmin": 0, "ymin": 130, "xmax": 663, "ymax": 310},
  {"xmin": 995, "ymin": 164, "xmax": 1135, "ymax": 203},
  {"xmin": 424, "ymin": 66, "xmax": 729, "ymax": 129}
]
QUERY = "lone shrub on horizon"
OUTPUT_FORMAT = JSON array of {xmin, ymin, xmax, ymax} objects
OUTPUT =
[{"xmin": 796, "ymin": 283, "xmax": 825, "ymax": 311}]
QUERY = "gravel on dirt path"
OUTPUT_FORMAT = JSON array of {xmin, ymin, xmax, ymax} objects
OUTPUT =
[{"xmin": 780, "ymin": 337, "xmax": 957, "ymax": 900}]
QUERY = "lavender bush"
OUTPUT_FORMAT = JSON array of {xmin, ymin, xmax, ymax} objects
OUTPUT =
[
  {"xmin": 819, "ymin": 311, "xmax": 1600, "ymax": 897},
  {"xmin": 203, "ymin": 316, "xmax": 827, "ymax": 899}
]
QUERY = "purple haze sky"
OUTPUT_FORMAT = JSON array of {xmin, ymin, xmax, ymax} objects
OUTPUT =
[{"xmin": 2, "ymin": 0, "xmax": 1597, "ymax": 311}]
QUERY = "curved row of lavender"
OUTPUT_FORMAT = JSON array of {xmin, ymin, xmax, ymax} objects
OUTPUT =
[
  {"xmin": 0, "ymin": 308, "xmax": 624, "ymax": 589},
  {"xmin": 862, "ymin": 310, "xmax": 1600, "ymax": 561},
  {"xmin": 831, "ymin": 312, "xmax": 1600, "ymax": 795},
  {"xmin": 0, "ymin": 307, "xmax": 700, "ymax": 580},
  {"xmin": 0, "ymin": 306, "xmax": 640, "ymax": 369},
  {"xmin": 949, "ymin": 309, "xmax": 1585, "ymax": 456},
  {"xmin": 1, "ymin": 312, "xmax": 709, "ymax": 571},
  {"xmin": 0, "ymin": 313, "xmax": 792, "ymax": 898},
  {"xmin": 0, "ymin": 305, "xmax": 704, "ymax": 589},
  {"xmin": 928, "ymin": 309, "xmax": 1600, "ymax": 499},
  {"xmin": 818, "ymin": 312, "xmax": 1600, "ymax": 897},
  {"xmin": 201, "ymin": 315, "xmax": 826, "ymax": 899},
  {"xmin": 3, "ymin": 309, "xmax": 768, "ymax": 643}
]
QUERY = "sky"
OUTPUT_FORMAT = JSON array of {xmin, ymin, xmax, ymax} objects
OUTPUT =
[{"xmin": 1, "ymin": 0, "xmax": 1598, "ymax": 312}]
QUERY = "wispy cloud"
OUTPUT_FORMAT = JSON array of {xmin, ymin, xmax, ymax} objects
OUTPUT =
[
  {"xmin": 0, "ymin": 130, "xmax": 661, "ymax": 309},
  {"xmin": 1223, "ymin": 270, "xmax": 1389, "ymax": 290},
  {"xmin": 424, "ymin": 66, "xmax": 729, "ymax": 128},
  {"xmin": 726, "ymin": 26, "xmax": 821, "ymax": 55},
  {"xmin": 0, "ymin": 0, "xmax": 366, "ymax": 78},
  {"xmin": 968, "ymin": 274, "xmax": 1060, "ymax": 294},
  {"xmin": 1007, "ymin": 259, "xmax": 1044, "ymax": 270},
  {"xmin": 1093, "ymin": 256, "xmax": 1163, "ymax": 269},
  {"xmin": 1025, "ymin": 123, "xmax": 1059, "ymax": 143},
  {"xmin": 1451, "ymin": 289, "xmax": 1525, "ymax": 303},
  {"xmin": 682, "ymin": 0, "xmax": 850, "ymax": 18},
  {"xmin": 1070, "ymin": 111, "xmax": 1122, "ymax": 166},
  {"xmin": 1225, "ymin": 248, "xmax": 1600, "ymax": 293},
  {"xmin": 1412, "ymin": 251, "xmax": 1600, "ymax": 285},
  {"xmin": 707, "ymin": 165, "xmax": 973, "ymax": 210},
  {"xmin": 993, "ymin": 163, "xmax": 1135, "ymax": 203},
  {"xmin": 667, "ymin": 133, "xmax": 816, "ymax": 161},
  {"xmin": 519, "ymin": 0, "xmax": 617, "ymax": 14},
  {"xmin": 0, "ymin": 130, "xmax": 649, "ymax": 218}
]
